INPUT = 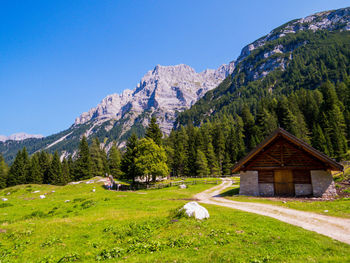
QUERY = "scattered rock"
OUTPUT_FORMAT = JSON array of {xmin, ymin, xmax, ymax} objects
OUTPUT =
[
  {"xmin": 1, "ymin": 198, "xmax": 8, "ymax": 201},
  {"xmin": 282, "ymin": 201, "xmax": 287, "ymax": 204},
  {"xmin": 179, "ymin": 184, "xmax": 187, "ymax": 189},
  {"xmin": 39, "ymin": 195, "xmax": 46, "ymax": 199},
  {"xmin": 324, "ymin": 210, "xmax": 329, "ymax": 213},
  {"xmin": 92, "ymin": 189, "xmax": 96, "ymax": 192},
  {"xmin": 32, "ymin": 190, "xmax": 40, "ymax": 193},
  {"xmin": 182, "ymin": 201, "xmax": 209, "ymax": 220},
  {"xmin": 65, "ymin": 200, "xmax": 70, "ymax": 203},
  {"xmin": 6, "ymin": 192, "xmax": 10, "ymax": 195},
  {"xmin": 51, "ymin": 191, "xmax": 55, "ymax": 193}
]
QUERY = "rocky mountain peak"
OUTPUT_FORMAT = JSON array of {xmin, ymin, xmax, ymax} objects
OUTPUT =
[{"xmin": 74, "ymin": 62, "xmax": 235, "ymax": 135}]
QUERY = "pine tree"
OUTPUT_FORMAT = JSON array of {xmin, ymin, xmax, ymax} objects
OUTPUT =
[
  {"xmin": 28, "ymin": 153, "xmax": 43, "ymax": 184},
  {"xmin": 108, "ymin": 144, "xmax": 122, "ymax": 178},
  {"xmin": 7, "ymin": 149, "xmax": 26, "ymax": 186},
  {"xmin": 90, "ymin": 138, "xmax": 105, "ymax": 177},
  {"xmin": 39, "ymin": 151, "xmax": 51, "ymax": 184},
  {"xmin": 145, "ymin": 116, "xmax": 163, "ymax": 146},
  {"xmin": 61, "ymin": 158, "xmax": 71, "ymax": 185},
  {"xmin": 121, "ymin": 133, "xmax": 139, "ymax": 183},
  {"xmin": 48, "ymin": 151, "xmax": 62, "ymax": 185},
  {"xmin": 0, "ymin": 154, "xmax": 8, "ymax": 189},
  {"xmin": 311, "ymin": 124, "xmax": 329, "ymax": 155},
  {"xmin": 195, "ymin": 149, "xmax": 209, "ymax": 177},
  {"xmin": 206, "ymin": 141, "xmax": 220, "ymax": 176},
  {"xmin": 212, "ymin": 123, "xmax": 225, "ymax": 174},
  {"xmin": 75, "ymin": 136, "xmax": 92, "ymax": 180}
]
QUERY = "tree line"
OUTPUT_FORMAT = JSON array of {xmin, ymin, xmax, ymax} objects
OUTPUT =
[{"xmin": 0, "ymin": 117, "xmax": 168, "ymax": 189}]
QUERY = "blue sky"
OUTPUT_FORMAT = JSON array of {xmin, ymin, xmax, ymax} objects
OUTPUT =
[{"xmin": 1, "ymin": 0, "xmax": 349, "ymax": 136}]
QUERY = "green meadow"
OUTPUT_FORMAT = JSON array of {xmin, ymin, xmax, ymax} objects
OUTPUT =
[{"xmin": 0, "ymin": 179, "xmax": 350, "ymax": 263}]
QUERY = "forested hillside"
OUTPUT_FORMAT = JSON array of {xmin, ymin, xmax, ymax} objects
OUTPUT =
[{"xmin": 173, "ymin": 30, "xmax": 350, "ymax": 167}]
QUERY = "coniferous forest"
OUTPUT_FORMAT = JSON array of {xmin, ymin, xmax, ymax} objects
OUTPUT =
[{"xmin": 1, "ymin": 31, "xmax": 350, "ymax": 187}]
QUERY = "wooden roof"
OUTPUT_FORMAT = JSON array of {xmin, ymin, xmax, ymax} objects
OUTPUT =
[{"xmin": 232, "ymin": 128, "xmax": 343, "ymax": 172}]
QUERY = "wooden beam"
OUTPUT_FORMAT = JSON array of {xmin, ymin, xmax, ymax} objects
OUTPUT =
[
  {"xmin": 266, "ymin": 153, "xmax": 282, "ymax": 164},
  {"xmin": 247, "ymin": 166, "xmax": 326, "ymax": 170}
]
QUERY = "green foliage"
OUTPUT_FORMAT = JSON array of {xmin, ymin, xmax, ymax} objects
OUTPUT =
[
  {"xmin": 134, "ymin": 138, "xmax": 169, "ymax": 182},
  {"xmin": 108, "ymin": 144, "xmax": 122, "ymax": 178},
  {"xmin": 121, "ymin": 133, "xmax": 140, "ymax": 183},
  {"xmin": 74, "ymin": 136, "xmax": 92, "ymax": 180},
  {"xmin": 0, "ymin": 154, "xmax": 8, "ymax": 189},
  {"xmin": 145, "ymin": 116, "xmax": 163, "ymax": 146}
]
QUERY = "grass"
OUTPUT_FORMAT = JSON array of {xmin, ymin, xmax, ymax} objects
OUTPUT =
[
  {"xmin": 0, "ymin": 179, "xmax": 349, "ymax": 262},
  {"xmin": 222, "ymin": 186, "xmax": 350, "ymax": 218}
]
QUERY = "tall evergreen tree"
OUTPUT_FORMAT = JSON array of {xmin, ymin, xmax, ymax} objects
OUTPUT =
[
  {"xmin": 90, "ymin": 138, "xmax": 105, "ymax": 177},
  {"xmin": 0, "ymin": 154, "xmax": 8, "ymax": 189},
  {"xmin": 28, "ymin": 153, "xmax": 43, "ymax": 184},
  {"xmin": 39, "ymin": 151, "xmax": 51, "ymax": 184},
  {"xmin": 121, "ymin": 133, "xmax": 139, "ymax": 183},
  {"xmin": 61, "ymin": 158, "xmax": 71, "ymax": 185},
  {"xmin": 195, "ymin": 149, "xmax": 209, "ymax": 177},
  {"xmin": 48, "ymin": 151, "xmax": 62, "ymax": 185},
  {"xmin": 145, "ymin": 116, "xmax": 163, "ymax": 146},
  {"xmin": 7, "ymin": 149, "xmax": 26, "ymax": 186},
  {"xmin": 75, "ymin": 136, "xmax": 92, "ymax": 180},
  {"xmin": 108, "ymin": 144, "xmax": 122, "ymax": 178}
]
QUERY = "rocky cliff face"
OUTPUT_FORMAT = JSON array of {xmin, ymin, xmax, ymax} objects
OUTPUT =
[
  {"xmin": 238, "ymin": 7, "xmax": 350, "ymax": 63},
  {"xmin": 74, "ymin": 63, "xmax": 235, "ymax": 135}
]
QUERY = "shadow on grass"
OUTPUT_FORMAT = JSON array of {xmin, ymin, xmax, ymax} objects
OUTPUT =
[{"xmin": 219, "ymin": 187, "xmax": 240, "ymax": 197}]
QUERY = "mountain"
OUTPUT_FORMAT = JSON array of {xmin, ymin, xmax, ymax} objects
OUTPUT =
[
  {"xmin": 0, "ymin": 63, "xmax": 234, "ymax": 163},
  {"xmin": 0, "ymin": 133, "xmax": 43, "ymax": 142},
  {"xmin": 74, "ymin": 63, "xmax": 235, "ymax": 135},
  {"xmin": 176, "ymin": 7, "xmax": 350, "ymax": 127},
  {"xmin": 2, "ymin": 6, "xmax": 350, "ymax": 163}
]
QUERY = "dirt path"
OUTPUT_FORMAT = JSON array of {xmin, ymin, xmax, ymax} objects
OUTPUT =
[{"xmin": 194, "ymin": 179, "xmax": 350, "ymax": 245}]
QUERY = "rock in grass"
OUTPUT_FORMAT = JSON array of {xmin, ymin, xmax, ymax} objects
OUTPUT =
[
  {"xmin": 182, "ymin": 202, "xmax": 209, "ymax": 220},
  {"xmin": 92, "ymin": 189, "xmax": 96, "ymax": 192},
  {"xmin": 65, "ymin": 200, "xmax": 70, "ymax": 203},
  {"xmin": 179, "ymin": 184, "xmax": 187, "ymax": 189},
  {"xmin": 32, "ymin": 190, "xmax": 40, "ymax": 193},
  {"xmin": 39, "ymin": 195, "xmax": 46, "ymax": 199},
  {"xmin": 1, "ymin": 198, "xmax": 8, "ymax": 201}
]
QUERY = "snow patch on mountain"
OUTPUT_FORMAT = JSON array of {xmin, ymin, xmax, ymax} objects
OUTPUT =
[{"xmin": 0, "ymin": 133, "xmax": 44, "ymax": 142}]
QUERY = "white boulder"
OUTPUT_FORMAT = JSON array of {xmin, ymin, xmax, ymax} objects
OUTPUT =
[
  {"xmin": 182, "ymin": 202, "xmax": 209, "ymax": 220},
  {"xmin": 39, "ymin": 195, "xmax": 46, "ymax": 199},
  {"xmin": 2, "ymin": 198, "xmax": 8, "ymax": 201},
  {"xmin": 179, "ymin": 184, "xmax": 187, "ymax": 189},
  {"xmin": 32, "ymin": 190, "xmax": 40, "ymax": 193}
]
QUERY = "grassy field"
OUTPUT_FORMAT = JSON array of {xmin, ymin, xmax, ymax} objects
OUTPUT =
[
  {"xmin": 222, "ymin": 186, "xmax": 350, "ymax": 218},
  {"xmin": 0, "ymin": 179, "xmax": 350, "ymax": 262}
]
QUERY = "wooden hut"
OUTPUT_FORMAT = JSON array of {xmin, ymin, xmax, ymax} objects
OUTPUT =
[{"xmin": 232, "ymin": 128, "xmax": 343, "ymax": 197}]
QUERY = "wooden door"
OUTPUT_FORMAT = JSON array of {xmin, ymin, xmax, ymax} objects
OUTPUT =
[{"xmin": 274, "ymin": 170, "xmax": 294, "ymax": 196}]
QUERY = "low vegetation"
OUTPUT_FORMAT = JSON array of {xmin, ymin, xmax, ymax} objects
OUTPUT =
[{"xmin": 0, "ymin": 180, "xmax": 350, "ymax": 262}]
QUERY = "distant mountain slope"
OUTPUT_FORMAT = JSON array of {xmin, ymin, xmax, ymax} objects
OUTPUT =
[
  {"xmin": 175, "ymin": 7, "xmax": 350, "ymax": 127},
  {"xmin": 0, "ymin": 63, "xmax": 234, "ymax": 163},
  {"xmin": 0, "ymin": 133, "xmax": 44, "ymax": 142}
]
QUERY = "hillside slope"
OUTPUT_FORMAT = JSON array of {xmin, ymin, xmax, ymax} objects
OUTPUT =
[{"xmin": 176, "ymin": 7, "xmax": 350, "ymax": 127}]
